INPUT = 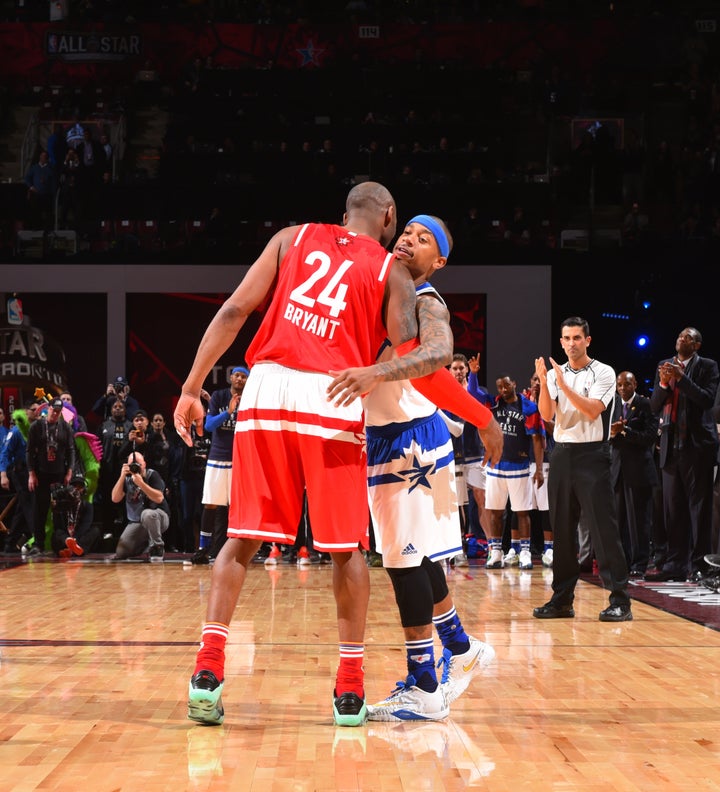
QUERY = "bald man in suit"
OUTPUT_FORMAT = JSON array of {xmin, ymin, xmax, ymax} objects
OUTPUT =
[{"xmin": 646, "ymin": 328, "xmax": 719, "ymax": 582}]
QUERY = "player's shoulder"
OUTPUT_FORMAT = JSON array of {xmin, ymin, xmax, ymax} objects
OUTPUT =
[
  {"xmin": 416, "ymin": 282, "xmax": 447, "ymax": 309},
  {"xmin": 283, "ymin": 222, "xmax": 361, "ymax": 251},
  {"xmin": 416, "ymin": 282, "xmax": 438, "ymax": 298},
  {"xmin": 210, "ymin": 387, "xmax": 230, "ymax": 402}
]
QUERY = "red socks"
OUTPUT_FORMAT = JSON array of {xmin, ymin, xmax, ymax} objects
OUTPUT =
[
  {"xmin": 336, "ymin": 642, "xmax": 364, "ymax": 698},
  {"xmin": 194, "ymin": 622, "xmax": 229, "ymax": 681}
]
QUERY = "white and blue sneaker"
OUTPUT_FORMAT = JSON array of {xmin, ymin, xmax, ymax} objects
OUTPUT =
[
  {"xmin": 503, "ymin": 548, "xmax": 519, "ymax": 566},
  {"xmin": 519, "ymin": 548, "xmax": 533, "ymax": 570},
  {"xmin": 437, "ymin": 636, "xmax": 496, "ymax": 704},
  {"xmin": 486, "ymin": 548, "xmax": 505, "ymax": 569},
  {"xmin": 367, "ymin": 675, "xmax": 449, "ymax": 721}
]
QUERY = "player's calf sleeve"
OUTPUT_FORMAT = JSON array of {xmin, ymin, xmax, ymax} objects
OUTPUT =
[
  {"xmin": 422, "ymin": 557, "xmax": 450, "ymax": 604},
  {"xmin": 386, "ymin": 565, "xmax": 434, "ymax": 627}
]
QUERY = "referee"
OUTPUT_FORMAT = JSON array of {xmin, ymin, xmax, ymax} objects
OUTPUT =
[{"xmin": 531, "ymin": 316, "xmax": 632, "ymax": 622}]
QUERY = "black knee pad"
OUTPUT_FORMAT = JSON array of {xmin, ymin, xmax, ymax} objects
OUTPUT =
[
  {"xmin": 386, "ymin": 565, "xmax": 434, "ymax": 627},
  {"xmin": 422, "ymin": 557, "xmax": 449, "ymax": 604}
]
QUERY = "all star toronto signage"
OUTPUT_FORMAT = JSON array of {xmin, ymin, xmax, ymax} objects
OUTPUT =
[
  {"xmin": 45, "ymin": 31, "xmax": 142, "ymax": 62},
  {"xmin": 0, "ymin": 323, "xmax": 68, "ymax": 417}
]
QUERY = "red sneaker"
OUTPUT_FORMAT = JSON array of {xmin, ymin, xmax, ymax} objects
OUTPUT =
[
  {"xmin": 264, "ymin": 544, "xmax": 281, "ymax": 566},
  {"xmin": 65, "ymin": 537, "xmax": 84, "ymax": 556}
]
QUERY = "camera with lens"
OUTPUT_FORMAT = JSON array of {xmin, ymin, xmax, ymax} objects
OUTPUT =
[
  {"xmin": 50, "ymin": 483, "xmax": 81, "ymax": 513},
  {"xmin": 190, "ymin": 443, "xmax": 208, "ymax": 471},
  {"xmin": 128, "ymin": 461, "xmax": 142, "ymax": 474}
]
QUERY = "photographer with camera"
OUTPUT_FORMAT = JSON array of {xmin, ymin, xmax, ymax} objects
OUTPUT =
[
  {"xmin": 91, "ymin": 376, "xmax": 140, "ymax": 423},
  {"xmin": 110, "ymin": 451, "xmax": 170, "ymax": 561},
  {"xmin": 51, "ymin": 474, "xmax": 99, "ymax": 558},
  {"xmin": 119, "ymin": 409, "xmax": 183, "ymax": 552}
]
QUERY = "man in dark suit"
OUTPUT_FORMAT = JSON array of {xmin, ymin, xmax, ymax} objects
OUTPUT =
[
  {"xmin": 646, "ymin": 328, "xmax": 719, "ymax": 582},
  {"xmin": 610, "ymin": 371, "xmax": 659, "ymax": 577},
  {"xmin": 712, "ymin": 385, "xmax": 720, "ymax": 556}
]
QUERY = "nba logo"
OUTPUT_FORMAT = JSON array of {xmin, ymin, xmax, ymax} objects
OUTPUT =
[{"xmin": 7, "ymin": 294, "xmax": 23, "ymax": 325}]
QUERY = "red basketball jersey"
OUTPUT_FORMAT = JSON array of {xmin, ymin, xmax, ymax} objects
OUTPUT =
[{"xmin": 246, "ymin": 223, "xmax": 394, "ymax": 372}]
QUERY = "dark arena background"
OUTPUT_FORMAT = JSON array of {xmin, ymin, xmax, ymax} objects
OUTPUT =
[
  {"xmin": 3, "ymin": 5, "xmax": 720, "ymax": 791},
  {"xmin": 1, "ymin": 2, "xmax": 720, "ymax": 419}
]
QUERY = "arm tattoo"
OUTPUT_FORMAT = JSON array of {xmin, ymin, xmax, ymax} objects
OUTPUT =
[
  {"xmin": 376, "ymin": 294, "xmax": 453, "ymax": 381},
  {"xmin": 393, "ymin": 269, "xmax": 419, "ymax": 343}
]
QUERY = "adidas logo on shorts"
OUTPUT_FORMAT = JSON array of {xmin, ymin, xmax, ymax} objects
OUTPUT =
[{"xmin": 401, "ymin": 543, "xmax": 417, "ymax": 556}]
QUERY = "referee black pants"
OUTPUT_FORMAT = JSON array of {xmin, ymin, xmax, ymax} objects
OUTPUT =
[{"xmin": 549, "ymin": 442, "xmax": 630, "ymax": 608}]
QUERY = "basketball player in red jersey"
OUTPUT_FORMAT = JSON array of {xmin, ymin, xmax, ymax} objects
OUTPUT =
[{"xmin": 175, "ymin": 182, "xmax": 458, "ymax": 728}]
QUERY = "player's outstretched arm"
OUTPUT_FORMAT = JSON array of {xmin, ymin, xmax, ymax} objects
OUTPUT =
[{"xmin": 174, "ymin": 227, "xmax": 294, "ymax": 445}]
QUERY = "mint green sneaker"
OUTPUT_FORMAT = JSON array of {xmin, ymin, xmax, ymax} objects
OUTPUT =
[
  {"xmin": 333, "ymin": 691, "xmax": 368, "ymax": 727},
  {"xmin": 188, "ymin": 670, "xmax": 224, "ymax": 725}
]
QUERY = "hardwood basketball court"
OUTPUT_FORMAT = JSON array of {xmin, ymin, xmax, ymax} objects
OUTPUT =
[{"xmin": 2, "ymin": 556, "xmax": 720, "ymax": 791}]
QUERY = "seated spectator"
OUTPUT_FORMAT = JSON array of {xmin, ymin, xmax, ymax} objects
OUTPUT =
[{"xmin": 111, "ymin": 451, "xmax": 170, "ymax": 561}]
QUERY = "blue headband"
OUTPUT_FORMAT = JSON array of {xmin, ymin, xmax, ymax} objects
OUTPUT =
[
  {"xmin": 232, "ymin": 366, "xmax": 249, "ymax": 375},
  {"xmin": 407, "ymin": 214, "xmax": 450, "ymax": 258}
]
